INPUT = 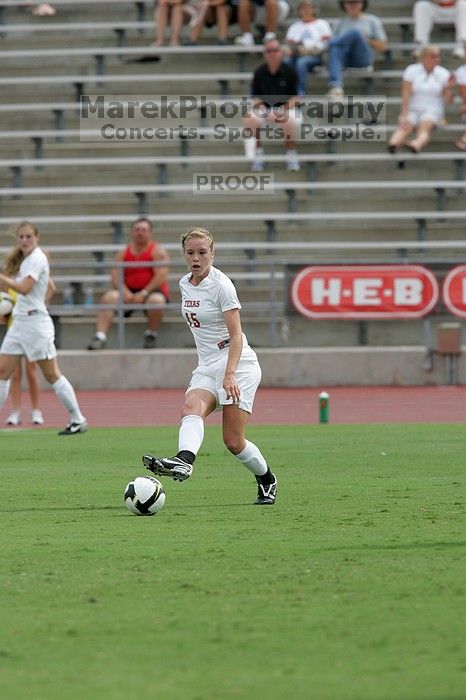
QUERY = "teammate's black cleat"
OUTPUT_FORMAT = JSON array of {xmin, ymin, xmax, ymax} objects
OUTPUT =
[
  {"xmin": 254, "ymin": 473, "xmax": 277, "ymax": 505},
  {"xmin": 142, "ymin": 454, "xmax": 193, "ymax": 482}
]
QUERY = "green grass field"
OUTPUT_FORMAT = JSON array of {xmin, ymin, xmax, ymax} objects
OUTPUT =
[{"xmin": 1, "ymin": 423, "xmax": 465, "ymax": 700}]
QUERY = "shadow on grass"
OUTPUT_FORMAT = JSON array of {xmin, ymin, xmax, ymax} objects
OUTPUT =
[
  {"xmin": 316, "ymin": 540, "xmax": 466, "ymax": 552},
  {"xmin": 1, "ymin": 502, "xmax": 256, "ymax": 514},
  {"xmin": 1, "ymin": 506, "xmax": 123, "ymax": 513}
]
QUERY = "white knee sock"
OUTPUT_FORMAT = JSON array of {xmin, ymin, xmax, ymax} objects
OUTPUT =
[
  {"xmin": 0, "ymin": 379, "xmax": 11, "ymax": 410},
  {"xmin": 178, "ymin": 414, "xmax": 204, "ymax": 456},
  {"xmin": 52, "ymin": 375, "xmax": 85, "ymax": 422},
  {"xmin": 235, "ymin": 439, "xmax": 268, "ymax": 476}
]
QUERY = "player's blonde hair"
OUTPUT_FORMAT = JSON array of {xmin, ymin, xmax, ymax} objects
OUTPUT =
[
  {"xmin": 3, "ymin": 220, "xmax": 39, "ymax": 276},
  {"xmin": 181, "ymin": 227, "xmax": 214, "ymax": 251}
]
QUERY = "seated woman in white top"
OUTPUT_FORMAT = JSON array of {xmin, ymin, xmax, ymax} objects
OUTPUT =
[
  {"xmin": 388, "ymin": 45, "xmax": 454, "ymax": 154},
  {"xmin": 455, "ymin": 61, "xmax": 466, "ymax": 150}
]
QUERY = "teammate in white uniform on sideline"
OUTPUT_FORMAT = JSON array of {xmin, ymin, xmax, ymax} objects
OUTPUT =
[
  {"xmin": 0, "ymin": 221, "xmax": 88, "ymax": 435},
  {"xmin": 143, "ymin": 226, "xmax": 277, "ymax": 505}
]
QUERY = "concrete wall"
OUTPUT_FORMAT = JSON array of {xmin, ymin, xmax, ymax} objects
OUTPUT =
[{"xmin": 29, "ymin": 347, "xmax": 466, "ymax": 390}]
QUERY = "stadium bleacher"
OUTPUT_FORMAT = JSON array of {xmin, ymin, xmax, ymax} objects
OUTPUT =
[{"xmin": 0, "ymin": 0, "xmax": 465, "ymax": 356}]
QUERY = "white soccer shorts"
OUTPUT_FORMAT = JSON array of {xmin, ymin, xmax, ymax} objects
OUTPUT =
[
  {"xmin": 1, "ymin": 315, "xmax": 57, "ymax": 362},
  {"xmin": 186, "ymin": 356, "xmax": 262, "ymax": 414}
]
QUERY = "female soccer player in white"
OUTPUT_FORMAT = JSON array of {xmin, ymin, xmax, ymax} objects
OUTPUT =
[
  {"xmin": 0, "ymin": 221, "xmax": 88, "ymax": 435},
  {"xmin": 143, "ymin": 227, "xmax": 277, "ymax": 505}
]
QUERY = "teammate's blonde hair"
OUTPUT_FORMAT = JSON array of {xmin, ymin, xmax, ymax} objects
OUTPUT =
[
  {"xmin": 3, "ymin": 221, "xmax": 39, "ymax": 276},
  {"xmin": 181, "ymin": 227, "xmax": 214, "ymax": 252}
]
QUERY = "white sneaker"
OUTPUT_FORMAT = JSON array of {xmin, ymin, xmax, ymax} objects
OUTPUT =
[
  {"xmin": 264, "ymin": 32, "xmax": 276, "ymax": 42},
  {"xmin": 453, "ymin": 44, "xmax": 465, "ymax": 59},
  {"xmin": 251, "ymin": 149, "xmax": 265, "ymax": 172},
  {"xmin": 326, "ymin": 86, "xmax": 345, "ymax": 98},
  {"xmin": 31, "ymin": 409, "xmax": 44, "ymax": 425},
  {"xmin": 235, "ymin": 32, "xmax": 254, "ymax": 46},
  {"xmin": 286, "ymin": 150, "xmax": 301, "ymax": 172},
  {"xmin": 6, "ymin": 410, "xmax": 21, "ymax": 426}
]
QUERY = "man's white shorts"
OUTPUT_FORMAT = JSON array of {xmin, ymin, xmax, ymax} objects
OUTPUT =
[
  {"xmin": 186, "ymin": 356, "xmax": 262, "ymax": 414},
  {"xmin": 1, "ymin": 315, "xmax": 57, "ymax": 362}
]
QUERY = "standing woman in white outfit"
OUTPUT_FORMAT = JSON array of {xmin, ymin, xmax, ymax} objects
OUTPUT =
[
  {"xmin": 388, "ymin": 45, "xmax": 454, "ymax": 153},
  {"xmin": 143, "ymin": 226, "xmax": 277, "ymax": 505},
  {"xmin": 0, "ymin": 221, "xmax": 88, "ymax": 435}
]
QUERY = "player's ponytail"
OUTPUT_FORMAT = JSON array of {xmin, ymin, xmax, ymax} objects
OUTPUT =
[{"xmin": 3, "ymin": 220, "xmax": 39, "ymax": 276}]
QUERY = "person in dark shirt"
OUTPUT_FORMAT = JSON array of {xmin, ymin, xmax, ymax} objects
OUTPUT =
[{"xmin": 242, "ymin": 37, "xmax": 302, "ymax": 171}]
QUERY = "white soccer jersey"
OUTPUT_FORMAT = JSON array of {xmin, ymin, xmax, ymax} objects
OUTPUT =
[
  {"xmin": 13, "ymin": 246, "xmax": 50, "ymax": 318},
  {"xmin": 179, "ymin": 266, "xmax": 257, "ymax": 367}
]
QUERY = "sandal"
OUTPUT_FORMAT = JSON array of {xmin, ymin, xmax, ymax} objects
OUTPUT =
[{"xmin": 454, "ymin": 135, "xmax": 466, "ymax": 152}]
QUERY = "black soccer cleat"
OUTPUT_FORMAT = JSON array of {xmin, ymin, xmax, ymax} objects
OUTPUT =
[
  {"xmin": 58, "ymin": 419, "xmax": 88, "ymax": 435},
  {"xmin": 254, "ymin": 473, "xmax": 277, "ymax": 505},
  {"xmin": 142, "ymin": 454, "xmax": 193, "ymax": 482}
]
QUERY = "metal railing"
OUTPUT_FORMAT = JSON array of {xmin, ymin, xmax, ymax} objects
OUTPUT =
[{"xmin": 46, "ymin": 257, "xmax": 285, "ymax": 348}]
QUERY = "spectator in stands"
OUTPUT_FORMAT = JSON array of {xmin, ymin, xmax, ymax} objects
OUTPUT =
[
  {"xmin": 388, "ymin": 45, "xmax": 454, "ymax": 154},
  {"xmin": 284, "ymin": 0, "xmax": 332, "ymax": 95},
  {"xmin": 254, "ymin": 0, "xmax": 290, "ymax": 40},
  {"xmin": 0, "ymin": 221, "xmax": 87, "ymax": 435},
  {"xmin": 243, "ymin": 37, "xmax": 301, "ymax": 171},
  {"xmin": 87, "ymin": 218, "xmax": 170, "ymax": 350},
  {"xmin": 142, "ymin": 226, "xmax": 277, "ymax": 506},
  {"xmin": 153, "ymin": 0, "xmax": 195, "ymax": 46},
  {"xmin": 413, "ymin": 1, "xmax": 466, "ymax": 59},
  {"xmin": 235, "ymin": 0, "xmax": 279, "ymax": 45},
  {"xmin": 455, "ymin": 58, "xmax": 466, "ymax": 149},
  {"xmin": 326, "ymin": 0, "xmax": 387, "ymax": 98},
  {"xmin": 189, "ymin": 0, "xmax": 235, "ymax": 44}
]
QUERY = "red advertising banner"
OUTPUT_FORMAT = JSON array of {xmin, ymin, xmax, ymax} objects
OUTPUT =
[
  {"xmin": 290, "ymin": 265, "xmax": 439, "ymax": 319},
  {"xmin": 443, "ymin": 265, "xmax": 466, "ymax": 318}
]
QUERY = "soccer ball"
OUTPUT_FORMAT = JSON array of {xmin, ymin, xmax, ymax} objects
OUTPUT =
[
  {"xmin": 124, "ymin": 475, "xmax": 166, "ymax": 516},
  {"xmin": 0, "ymin": 291, "xmax": 14, "ymax": 317}
]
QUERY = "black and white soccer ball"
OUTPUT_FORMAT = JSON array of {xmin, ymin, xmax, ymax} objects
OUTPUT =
[
  {"xmin": 124, "ymin": 476, "xmax": 166, "ymax": 516},
  {"xmin": 0, "ymin": 291, "xmax": 14, "ymax": 317}
]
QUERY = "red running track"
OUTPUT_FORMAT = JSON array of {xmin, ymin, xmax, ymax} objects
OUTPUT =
[{"xmin": 2, "ymin": 386, "xmax": 466, "ymax": 428}]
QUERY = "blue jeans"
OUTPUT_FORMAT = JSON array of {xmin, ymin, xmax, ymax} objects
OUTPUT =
[
  {"xmin": 327, "ymin": 29, "xmax": 373, "ymax": 88},
  {"xmin": 287, "ymin": 54, "xmax": 322, "ymax": 96}
]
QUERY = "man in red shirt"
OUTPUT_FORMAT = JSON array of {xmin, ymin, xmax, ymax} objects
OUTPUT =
[{"xmin": 87, "ymin": 218, "xmax": 170, "ymax": 350}]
